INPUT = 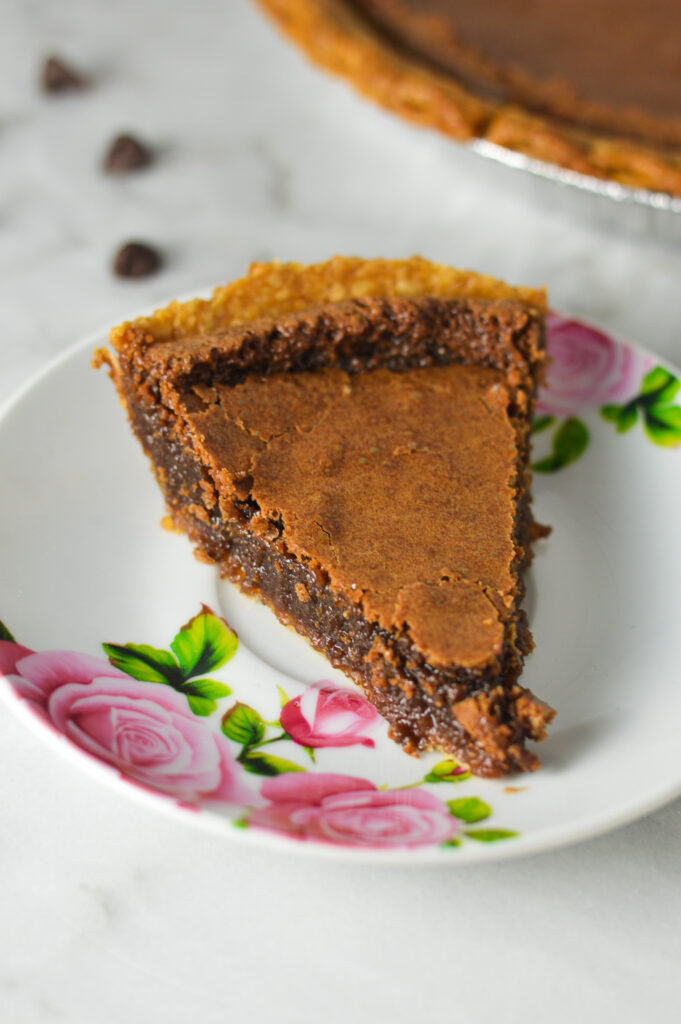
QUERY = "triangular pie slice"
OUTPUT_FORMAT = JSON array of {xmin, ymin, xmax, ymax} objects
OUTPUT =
[{"xmin": 97, "ymin": 257, "xmax": 554, "ymax": 776}]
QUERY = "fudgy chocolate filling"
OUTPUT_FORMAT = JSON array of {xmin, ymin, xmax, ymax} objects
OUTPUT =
[{"xmin": 353, "ymin": 0, "xmax": 681, "ymax": 146}]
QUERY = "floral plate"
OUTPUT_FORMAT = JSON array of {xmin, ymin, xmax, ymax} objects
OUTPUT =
[{"xmin": 1, "ymin": 313, "xmax": 680, "ymax": 863}]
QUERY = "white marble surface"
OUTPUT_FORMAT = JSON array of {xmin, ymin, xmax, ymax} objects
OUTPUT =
[{"xmin": 2, "ymin": 2, "xmax": 681, "ymax": 1021}]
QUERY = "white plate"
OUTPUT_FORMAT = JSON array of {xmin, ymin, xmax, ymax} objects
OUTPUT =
[{"xmin": 1, "ymin": 311, "xmax": 680, "ymax": 863}]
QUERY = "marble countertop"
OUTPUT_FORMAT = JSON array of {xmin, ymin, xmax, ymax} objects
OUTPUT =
[{"xmin": 2, "ymin": 2, "xmax": 680, "ymax": 1021}]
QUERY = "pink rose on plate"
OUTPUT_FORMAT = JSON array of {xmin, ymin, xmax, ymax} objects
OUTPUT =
[
  {"xmin": 3, "ymin": 645, "xmax": 128, "ymax": 717},
  {"xmin": 0, "ymin": 639, "xmax": 34, "ymax": 680},
  {"xmin": 280, "ymin": 681, "xmax": 380, "ymax": 749},
  {"xmin": 538, "ymin": 313, "xmax": 651, "ymax": 417},
  {"xmin": 2, "ymin": 645, "xmax": 249, "ymax": 806},
  {"xmin": 249, "ymin": 773, "xmax": 458, "ymax": 848}
]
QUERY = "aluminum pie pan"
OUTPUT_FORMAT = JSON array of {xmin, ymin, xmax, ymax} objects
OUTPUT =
[{"xmin": 462, "ymin": 138, "xmax": 681, "ymax": 244}]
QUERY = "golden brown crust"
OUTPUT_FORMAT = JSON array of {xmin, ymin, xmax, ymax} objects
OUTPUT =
[
  {"xmin": 255, "ymin": 0, "xmax": 681, "ymax": 196},
  {"xmin": 107, "ymin": 254, "xmax": 545, "ymax": 358}
]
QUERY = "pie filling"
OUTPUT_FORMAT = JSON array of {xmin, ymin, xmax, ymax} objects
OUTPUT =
[
  {"xmin": 353, "ymin": 0, "xmax": 681, "ymax": 144},
  {"xmin": 109, "ymin": 291, "xmax": 554, "ymax": 776}
]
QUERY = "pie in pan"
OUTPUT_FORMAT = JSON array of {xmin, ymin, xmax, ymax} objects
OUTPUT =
[{"xmin": 255, "ymin": 0, "xmax": 681, "ymax": 197}]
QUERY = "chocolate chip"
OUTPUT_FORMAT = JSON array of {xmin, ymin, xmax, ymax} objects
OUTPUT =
[
  {"xmin": 104, "ymin": 134, "xmax": 152, "ymax": 174},
  {"xmin": 42, "ymin": 56, "xmax": 88, "ymax": 93},
  {"xmin": 113, "ymin": 242, "xmax": 162, "ymax": 278}
]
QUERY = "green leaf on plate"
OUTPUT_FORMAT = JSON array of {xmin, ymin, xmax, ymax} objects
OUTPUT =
[
  {"xmin": 600, "ymin": 401, "xmax": 637, "ymax": 433},
  {"xmin": 102, "ymin": 642, "xmax": 183, "ymax": 685},
  {"xmin": 232, "ymin": 818, "xmax": 249, "ymax": 829},
  {"xmin": 440, "ymin": 838, "xmax": 462, "ymax": 849},
  {"xmin": 424, "ymin": 758, "xmax": 471, "ymax": 784},
  {"xmin": 428, "ymin": 759, "xmax": 460, "ymax": 778},
  {"xmin": 187, "ymin": 695, "xmax": 217, "ymax": 717},
  {"xmin": 277, "ymin": 685, "xmax": 291, "ymax": 708},
  {"xmin": 447, "ymin": 797, "xmax": 491, "ymax": 824},
  {"xmin": 644, "ymin": 405, "xmax": 681, "ymax": 447},
  {"xmin": 0, "ymin": 620, "xmax": 16, "ymax": 643},
  {"xmin": 464, "ymin": 828, "xmax": 519, "ymax": 842},
  {"xmin": 185, "ymin": 678, "xmax": 232, "ymax": 700},
  {"xmin": 170, "ymin": 608, "xmax": 238, "ymax": 679},
  {"xmin": 531, "ymin": 415, "xmax": 555, "ymax": 435},
  {"xmin": 615, "ymin": 404, "xmax": 638, "ymax": 433},
  {"xmin": 533, "ymin": 417, "xmax": 589, "ymax": 473},
  {"xmin": 532, "ymin": 454, "xmax": 562, "ymax": 474},
  {"xmin": 640, "ymin": 366, "xmax": 680, "ymax": 406},
  {"xmin": 239, "ymin": 752, "xmax": 305, "ymax": 777},
  {"xmin": 221, "ymin": 702, "xmax": 266, "ymax": 746},
  {"xmin": 553, "ymin": 417, "xmax": 590, "ymax": 466},
  {"xmin": 600, "ymin": 404, "xmax": 622, "ymax": 423}
]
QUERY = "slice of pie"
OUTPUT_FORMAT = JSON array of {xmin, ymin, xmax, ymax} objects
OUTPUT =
[
  {"xmin": 255, "ymin": 0, "xmax": 681, "ymax": 196},
  {"xmin": 96, "ymin": 257, "xmax": 554, "ymax": 776}
]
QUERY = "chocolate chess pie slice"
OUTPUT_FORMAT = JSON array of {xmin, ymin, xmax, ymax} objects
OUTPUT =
[{"xmin": 96, "ymin": 257, "xmax": 554, "ymax": 775}]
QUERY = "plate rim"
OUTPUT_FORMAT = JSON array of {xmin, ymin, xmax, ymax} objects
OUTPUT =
[{"xmin": 2, "ymin": 665, "xmax": 681, "ymax": 866}]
